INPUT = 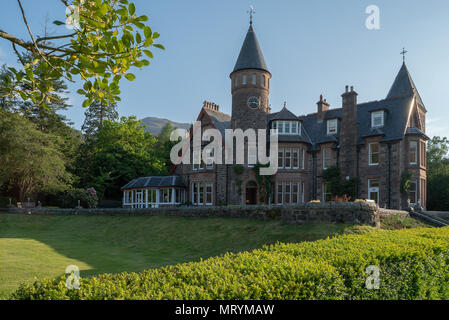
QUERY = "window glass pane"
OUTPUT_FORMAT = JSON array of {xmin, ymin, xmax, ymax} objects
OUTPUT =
[
  {"xmin": 198, "ymin": 183, "xmax": 204, "ymax": 205},
  {"xmin": 277, "ymin": 184, "xmax": 283, "ymax": 204},
  {"xmin": 293, "ymin": 149, "xmax": 299, "ymax": 168},
  {"xmin": 284, "ymin": 183, "xmax": 291, "ymax": 204},
  {"xmin": 292, "ymin": 183, "xmax": 298, "ymax": 204},
  {"xmin": 252, "ymin": 74, "xmax": 257, "ymax": 85},
  {"xmin": 278, "ymin": 148, "xmax": 284, "ymax": 168},
  {"xmin": 285, "ymin": 149, "xmax": 291, "ymax": 168},
  {"xmin": 285, "ymin": 122, "xmax": 290, "ymax": 134},
  {"xmin": 369, "ymin": 179, "xmax": 380, "ymax": 188},
  {"xmin": 292, "ymin": 122, "xmax": 297, "ymax": 134}
]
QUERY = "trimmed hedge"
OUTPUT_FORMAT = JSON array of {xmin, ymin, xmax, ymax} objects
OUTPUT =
[{"xmin": 11, "ymin": 227, "xmax": 449, "ymax": 300}]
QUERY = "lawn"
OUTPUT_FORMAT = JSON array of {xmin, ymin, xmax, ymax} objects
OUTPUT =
[{"xmin": 0, "ymin": 213, "xmax": 426, "ymax": 299}]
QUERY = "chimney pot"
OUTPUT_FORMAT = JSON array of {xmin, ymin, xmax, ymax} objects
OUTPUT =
[{"xmin": 345, "ymin": 85, "xmax": 349, "ymax": 93}]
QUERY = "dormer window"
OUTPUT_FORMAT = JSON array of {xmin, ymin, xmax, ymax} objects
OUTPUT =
[
  {"xmin": 371, "ymin": 111, "xmax": 384, "ymax": 128},
  {"xmin": 273, "ymin": 121, "xmax": 301, "ymax": 135},
  {"xmin": 327, "ymin": 119, "xmax": 338, "ymax": 135}
]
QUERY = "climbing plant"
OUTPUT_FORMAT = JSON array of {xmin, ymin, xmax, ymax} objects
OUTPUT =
[
  {"xmin": 253, "ymin": 163, "xmax": 272, "ymax": 204},
  {"xmin": 322, "ymin": 166, "xmax": 358, "ymax": 200},
  {"xmin": 400, "ymin": 171, "xmax": 413, "ymax": 195}
]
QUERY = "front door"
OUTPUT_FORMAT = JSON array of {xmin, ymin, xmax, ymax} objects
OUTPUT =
[
  {"xmin": 368, "ymin": 179, "xmax": 380, "ymax": 204},
  {"xmin": 246, "ymin": 181, "xmax": 258, "ymax": 205}
]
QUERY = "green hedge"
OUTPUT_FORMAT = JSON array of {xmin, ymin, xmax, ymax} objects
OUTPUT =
[{"xmin": 11, "ymin": 227, "xmax": 449, "ymax": 300}]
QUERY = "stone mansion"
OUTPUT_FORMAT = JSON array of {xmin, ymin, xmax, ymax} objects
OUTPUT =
[{"xmin": 122, "ymin": 21, "xmax": 429, "ymax": 210}]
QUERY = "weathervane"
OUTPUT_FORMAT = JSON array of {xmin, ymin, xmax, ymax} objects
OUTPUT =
[
  {"xmin": 248, "ymin": 5, "xmax": 256, "ymax": 25},
  {"xmin": 401, "ymin": 47, "xmax": 408, "ymax": 63}
]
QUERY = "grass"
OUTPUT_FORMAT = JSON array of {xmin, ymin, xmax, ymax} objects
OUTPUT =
[{"xmin": 0, "ymin": 213, "xmax": 427, "ymax": 299}]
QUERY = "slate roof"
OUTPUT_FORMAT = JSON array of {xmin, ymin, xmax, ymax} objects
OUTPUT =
[
  {"xmin": 268, "ymin": 107, "xmax": 299, "ymax": 121},
  {"xmin": 204, "ymin": 108, "xmax": 231, "ymax": 136},
  {"xmin": 387, "ymin": 63, "xmax": 425, "ymax": 110},
  {"xmin": 232, "ymin": 24, "xmax": 269, "ymax": 74},
  {"xmin": 290, "ymin": 94, "xmax": 415, "ymax": 149},
  {"xmin": 121, "ymin": 176, "xmax": 185, "ymax": 190}
]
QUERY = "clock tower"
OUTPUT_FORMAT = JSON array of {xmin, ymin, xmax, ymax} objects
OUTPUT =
[{"xmin": 230, "ymin": 21, "xmax": 271, "ymax": 131}]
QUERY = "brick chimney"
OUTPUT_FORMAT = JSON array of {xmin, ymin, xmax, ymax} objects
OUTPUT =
[
  {"xmin": 317, "ymin": 94, "xmax": 330, "ymax": 122},
  {"xmin": 203, "ymin": 101, "xmax": 220, "ymax": 112},
  {"xmin": 340, "ymin": 86, "xmax": 358, "ymax": 179}
]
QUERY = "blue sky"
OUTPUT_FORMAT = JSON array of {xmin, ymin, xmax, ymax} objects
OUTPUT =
[{"xmin": 1, "ymin": 0, "xmax": 448, "ymax": 137}]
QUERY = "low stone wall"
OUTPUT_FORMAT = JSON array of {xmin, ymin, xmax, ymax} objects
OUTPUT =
[
  {"xmin": 282, "ymin": 202, "xmax": 380, "ymax": 227},
  {"xmin": 6, "ymin": 202, "xmax": 388, "ymax": 227},
  {"xmin": 378, "ymin": 208, "xmax": 409, "ymax": 219}
]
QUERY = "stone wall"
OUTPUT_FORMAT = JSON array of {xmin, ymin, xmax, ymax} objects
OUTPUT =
[{"xmin": 6, "ymin": 202, "xmax": 389, "ymax": 227}]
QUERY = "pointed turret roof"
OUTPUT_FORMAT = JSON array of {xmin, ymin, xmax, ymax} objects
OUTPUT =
[
  {"xmin": 232, "ymin": 24, "xmax": 269, "ymax": 74},
  {"xmin": 387, "ymin": 62, "xmax": 425, "ymax": 108}
]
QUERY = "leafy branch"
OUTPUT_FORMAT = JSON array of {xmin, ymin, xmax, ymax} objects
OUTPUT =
[{"xmin": 0, "ymin": 0, "xmax": 164, "ymax": 109}]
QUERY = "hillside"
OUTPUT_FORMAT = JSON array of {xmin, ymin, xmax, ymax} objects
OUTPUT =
[{"xmin": 140, "ymin": 117, "xmax": 190, "ymax": 135}]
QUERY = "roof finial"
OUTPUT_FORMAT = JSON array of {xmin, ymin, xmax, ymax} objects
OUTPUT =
[
  {"xmin": 401, "ymin": 47, "xmax": 408, "ymax": 63},
  {"xmin": 248, "ymin": 5, "xmax": 256, "ymax": 25},
  {"xmin": 283, "ymin": 101, "xmax": 287, "ymax": 108}
]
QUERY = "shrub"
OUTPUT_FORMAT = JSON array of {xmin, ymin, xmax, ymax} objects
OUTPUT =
[
  {"xmin": 11, "ymin": 227, "xmax": 449, "ymax": 300},
  {"xmin": 59, "ymin": 188, "xmax": 98, "ymax": 209}
]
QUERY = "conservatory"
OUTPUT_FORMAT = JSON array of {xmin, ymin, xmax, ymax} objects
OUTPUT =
[{"xmin": 121, "ymin": 176, "xmax": 186, "ymax": 208}]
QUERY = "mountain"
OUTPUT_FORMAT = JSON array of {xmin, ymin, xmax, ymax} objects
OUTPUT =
[{"xmin": 140, "ymin": 117, "xmax": 190, "ymax": 135}]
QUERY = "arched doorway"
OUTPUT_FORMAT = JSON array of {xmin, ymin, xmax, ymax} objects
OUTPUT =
[{"xmin": 245, "ymin": 181, "xmax": 258, "ymax": 205}]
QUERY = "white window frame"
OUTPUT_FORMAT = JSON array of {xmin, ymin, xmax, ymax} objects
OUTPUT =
[
  {"xmin": 369, "ymin": 142, "xmax": 380, "ymax": 166},
  {"xmin": 277, "ymin": 183, "xmax": 284, "ymax": 204},
  {"xmin": 371, "ymin": 111, "xmax": 384, "ymax": 128},
  {"xmin": 302, "ymin": 148, "xmax": 305, "ymax": 170},
  {"xmin": 409, "ymin": 141, "xmax": 418, "ymax": 165},
  {"xmin": 285, "ymin": 148, "xmax": 292, "ymax": 169},
  {"xmin": 409, "ymin": 180, "xmax": 417, "ymax": 205},
  {"xmin": 322, "ymin": 183, "xmax": 332, "ymax": 203},
  {"xmin": 322, "ymin": 147, "xmax": 331, "ymax": 170},
  {"xmin": 327, "ymin": 119, "xmax": 338, "ymax": 135},
  {"xmin": 278, "ymin": 148, "xmax": 284, "ymax": 169},
  {"xmin": 293, "ymin": 149, "xmax": 299, "ymax": 169},
  {"xmin": 284, "ymin": 182, "xmax": 291, "ymax": 204},
  {"xmin": 205, "ymin": 183, "xmax": 213, "ymax": 206},
  {"xmin": 368, "ymin": 179, "xmax": 380, "ymax": 204},
  {"xmin": 205, "ymin": 148, "xmax": 214, "ymax": 170},
  {"xmin": 273, "ymin": 121, "xmax": 301, "ymax": 135}
]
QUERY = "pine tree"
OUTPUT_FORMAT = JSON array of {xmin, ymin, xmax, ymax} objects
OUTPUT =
[{"xmin": 82, "ymin": 101, "xmax": 119, "ymax": 137}]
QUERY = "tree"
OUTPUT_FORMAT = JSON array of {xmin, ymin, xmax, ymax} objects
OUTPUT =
[
  {"xmin": 0, "ymin": 111, "xmax": 72, "ymax": 201},
  {"xmin": 0, "ymin": 0, "xmax": 163, "ymax": 109},
  {"xmin": 76, "ymin": 116, "xmax": 166, "ymax": 199},
  {"xmin": 82, "ymin": 100, "xmax": 118, "ymax": 136},
  {"xmin": 427, "ymin": 136, "xmax": 449, "ymax": 211}
]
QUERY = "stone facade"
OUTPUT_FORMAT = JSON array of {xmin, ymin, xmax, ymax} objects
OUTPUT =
[{"xmin": 129, "ymin": 22, "xmax": 429, "ymax": 211}]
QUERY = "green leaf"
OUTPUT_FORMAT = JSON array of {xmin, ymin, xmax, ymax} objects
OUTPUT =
[
  {"xmin": 53, "ymin": 20, "xmax": 65, "ymax": 26},
  {"xmin": 129, "ymin": 3, "xmax": 136, "ymax": 15},
  {"xmin": 125, "ymin": 73, "xmax": 136, "ymax": 81},
  {"xmin": 143, "ymin": 50, "xmax": 153, "ymax": 58},
  {"xmin": 144, "ymin": 26, "xmax": 152, "ymax": 38},
  {"xmin": 154, "ymin": 44, "xmax": 165, "ymax": 50}
]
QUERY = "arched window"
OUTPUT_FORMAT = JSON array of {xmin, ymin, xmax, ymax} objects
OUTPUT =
[
  {"xmin": 242, "ymin": 75, "xmax": 247, "ymax": 85},
  {"xmin": 262, "ymin": 75, "xmax": 266, "ymax": 87},
  {"xmin": 252, "ymin": 74, "xmax": 257, "ymax": 85}
]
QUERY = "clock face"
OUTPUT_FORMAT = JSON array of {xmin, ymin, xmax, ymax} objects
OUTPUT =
[{"xmin": 247, "ymin": 96, "xmax": 260, "ymax": 109}]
